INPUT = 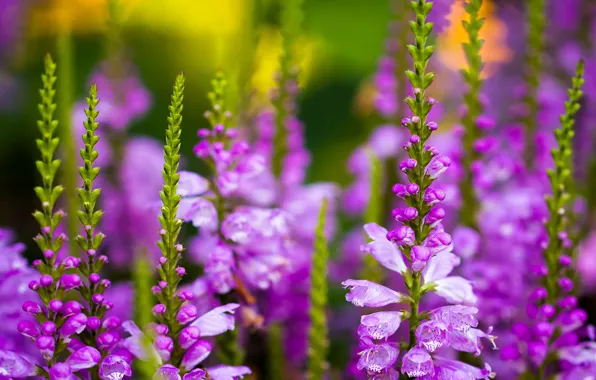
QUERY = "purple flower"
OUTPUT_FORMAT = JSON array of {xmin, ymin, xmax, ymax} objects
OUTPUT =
[
  {"xmin": 0, "ymin": 350, "xmax": 35, "ymax": 378},
  {"xmin": 429, "ymin": 305, "xmax": 479, "ymax": 332},
  {"xmin": 432, "ymin": 357, "xmax": 495, "ymax": 379},
  {"xmin": 153, "ymin": 364, "xmax": 182, "ymax": 380},
  {"xmin": 86, "ymin": 62, "xmax": 152, "ymax": 131},
  {"xmin": 191, "ymin": 304, "xmax": 239, "ymax": 336},
  {"xmin": 416, "ymin": 320, "xmax": 449, "ymax": 352},
  {"xmin": 66, "ymin": 346, "xmax": 101, "ymax": 371},
  {"xmin": 357, "ymin": 339, "xmax": 399, "ymax": 373},
  {"xmin": 422, "ymin": 252, "xmax": 477, "ymax": 305},
  {"xmin": 425, "ymin": 156, "xmax": 451, "ymax": 179},
  {"xmin": 452, "ymin": 226, "xmax": 480, "ymax": 259},
  {"xmin": 182, "ymin": 368, "xmax": 206, "ymax": 379},
  {"xmin": 411, "ymin": 245, "xmax": 433, "ymax": 271},
  {"xmin": 206, "ymin": 365, "xmax": 251, "ymax": 379},
  {"xmin": 180, "ymin": 340, "xmax": 212, "ymax": 371},
  {"xmin": 49, "ymin": 362, "xmax": 75, "ymax": 380},
  {"xmin": 401, "ymin": 347, "xmax": 434, "ymax": 378},
  {"xmin": 99, "ymin": 355, "xmax": 132, "ymax": 379},
  {"xmin": 358, "ymin": 311, "xmax": 403, "ymax": 340},
  {"xmin": 361, "ymin": 223, "xmax": 407, "ymax": 273},
  {"xmin": 342, "ymin": 280, "xmax": 404, "ymax": 307}
]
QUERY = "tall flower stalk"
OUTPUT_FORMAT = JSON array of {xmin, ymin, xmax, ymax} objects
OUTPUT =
[
  {"xmin": 523, "ymin": 0, "xmax": 546, "ymax": 170},
  {"xmin": 272, "ymin": 0, "xmax": 303, "ymax": 178},
  {"xmin": 342, "ymin": 1, "xmax": 495, "ymax": 377},
  {"xmin": 19, "ymin": 55, "xmax": 115, "ymax": 380},
  {"xmin": 153, "ymin": 73, "xmax": 186, "ymax": 361},
  {"xmin": 542, "ymin": 61, "xmax": 584, "ymax": 305},
  {"xmin": 502, "ymin": 61, "xmax": 590, "ymax": 379},
  {"xmin": 56, "ymin": 24, "xmax": 79, "ymax": 258},
  {"xmin": 141, "ymin": 73, "xmax": 252, "ymax": 379},
  {"xmin": 458, "ymin": 0, "xmax": 485, "ymax": 229},
  {"xmin": 307, "ymin": 199, "xmax": 329, "ymax": 380}
]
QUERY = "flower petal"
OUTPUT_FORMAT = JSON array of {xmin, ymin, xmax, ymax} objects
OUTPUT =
[
  {"xmin": 206, "ymin": 365, "xmax": 252, "ymax": 379},
  {"xmin": 181, "ymin": 340, "xmax": 212, "ymax": 371},
  {"xmin": 364, "ymin": 223, "xmax": 388, "ymax": 241},
  {"xmin": 0, "ymin": 350, "xmax": 35, "ymax": 377},
  {"xmin": 433, "ymin": 276, "xmax": 477, "ymax": 304},
  {"xmin": 423, "ymin": 251, "xmax": 461, "ymax": 283},
  {"xmin": 178, "ymin": 171, "xmax": 209, "ymax": 197},
  {"xmin": 191, "ymin": 304, "xmax": 239, "ymax": 337},
  {"xmin": 66, "ymin": 346, "xmax": 101, "ymax": 371},
  {"xmin": 342, "ymin": 280, "xmax": 404, "ymax": 307}
]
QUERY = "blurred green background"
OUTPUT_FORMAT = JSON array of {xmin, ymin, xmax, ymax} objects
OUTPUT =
[{"xmin": 0, "ymin": 0, "xmax": 514, "ymax": 247}]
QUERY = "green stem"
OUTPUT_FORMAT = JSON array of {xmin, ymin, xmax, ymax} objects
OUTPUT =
[
  {"xmin": 523, "ymin": 0, "xmax": 546, "ymax": 170},
  {"xmin": 155, "ymin": 73, "xmax": 185, "ymax": 365},
  {"xmin": 459, "ymin": 0, "xmax": 485, "ymax": 229},
  {"xmin": 56, "ymin": 29, "xmax": 79, "ymax": 257},
  {"xmin": 394, "ymin": 0, "xmax": 410, "ymax": 119},
  {"xmin": 408, "ymin": 273, "xmax": 421, "ymax": 348}
]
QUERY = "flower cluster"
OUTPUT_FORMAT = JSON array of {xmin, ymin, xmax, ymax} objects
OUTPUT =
[
  {"xmin": 343, "ymin": 1, "xmax": 497, "ymax": 377},
  {"xmin": 499, "ymin": 61, "xmax": 594, "ymax": 379},
  {"xmin": 181, "ymin": 73, "xmax": 292, "ymax": 298},
  {"xmin": 0, "ymin": 229, "xmax": 36, "ymax": 356},
  {"xmin": 6, "ymin": 56, "xmax": 131, "ymax": 379}
]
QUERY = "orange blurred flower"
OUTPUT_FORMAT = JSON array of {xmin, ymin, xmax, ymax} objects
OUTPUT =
[{"xmin": 437, "ymin": 0, "xmax": 512, "ymax": 77}]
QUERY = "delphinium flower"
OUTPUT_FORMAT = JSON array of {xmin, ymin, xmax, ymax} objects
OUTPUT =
[
  {"xmin": 501, "ymin": 62, "xmax": 592, "ymax": 379},
  {"xmin": 134, "ymin": 73, "xmax": 250, "ymax": 379},
  {"xmin": 342, "ymin": 1, "xmax": 496, "ymax": 378}
]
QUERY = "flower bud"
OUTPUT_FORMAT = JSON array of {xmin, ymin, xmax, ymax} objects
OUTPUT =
[
  {"xmin": 155, "ymin": 335, "xmax": 174, "ymax": 362},
  {"xmin": 177, "ymin": 305, "xmax": 198, "ymax": 325},
  {"xmin": 179, "ymin": 326, "xmax": 201, "ymax": 349},
  {"xmin": 28, "ymin": 280, "xmax": 40, "ymax": 291},
  {"xmin": 153, "ymin": 304, "xmax": 166, "ymax": 316},
  {"xmin": 87, "ymin": 317, "xmax": 101, "ymax": 331},
  {"xmin": 17, "ymin": 320, "xmax": 39, "ymax": 339},
  {"xmin": 62, "ymin": 257, "xmax": 80, "ymax": 268},
  {"xmin": 60, "ymin": 273, "xmax": 82, "ymax": 290},
  {"xmin": 92, "ymin": 294, "xmax": 104, "ymax": 304},
  {"xmin": 61, "ymin": 313, "xmax": 88, "ymax": 336},
  {"xmin": 40, "ymin": 275, "xmax": 53, "ymax": 287},
  {"xmin": 102, "ymin": 316, "xmax": 122, "ymax": 330},
  {"xmin": 177, "ymin": 290, "xmax": 194, "ymax": 301},
  {"xmin": 41, "ymin": 321, "xmax": 57, "ymax": 335},
  {"xmin": 22, "ymin": 301, "xmax": 42, "ymax": 315},
  {"xmin": 97, "ymin": 331, "xmax": 121, "ymax": 351},
  {"xmin": 36, "ymin": 336, "xmax": 55, "ymax": 360},
  {"xmin": 89, "ymin": 273, "xmax": 101, "ymax": 284},
  {"xmin": 60, "ymin": 301, "xmax": 82, "ymax": 317},
  {"xmin": 48, "ymin": 300, "xmax": 63, "ymax": 313}
]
